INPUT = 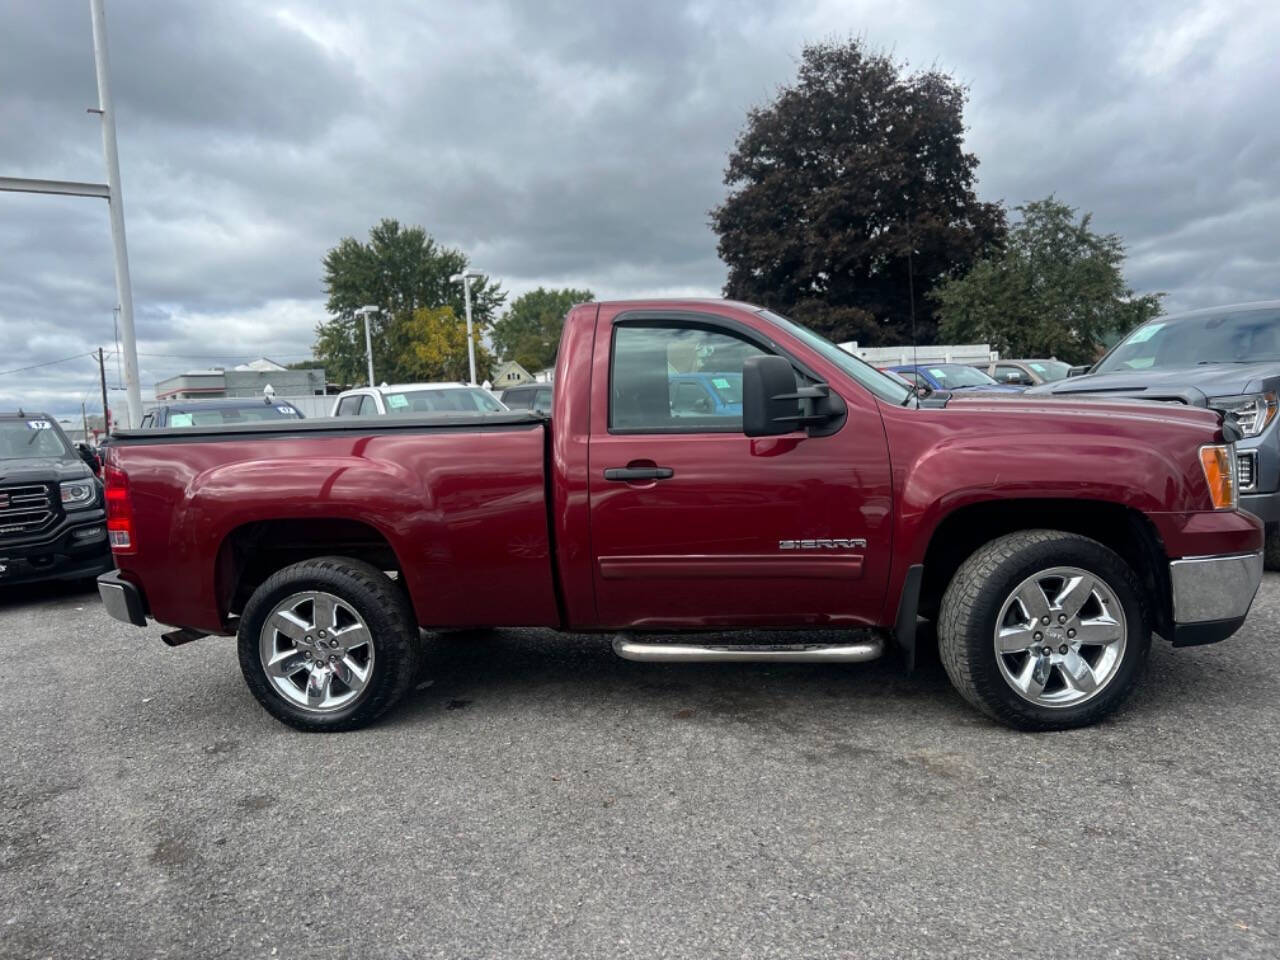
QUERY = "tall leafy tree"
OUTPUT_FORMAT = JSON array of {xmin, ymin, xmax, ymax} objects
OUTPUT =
[
  {"xmin": 711, "ymin": 39, "xmax": 1006, "ymax": 346},
  {"xmin": 314, "ymin": 218, "xmax": 504, "ymax": 385},
  {"xmin": 399, "ymin": 306, "xmax": 495, "ymax": 384},
  {"xmin": 491, "ymin": 286, "xmax": 595, "ymax": 371},
  {"xmin": 933, "ymin": 197, "xmax": 1163, "ymax": 364}
]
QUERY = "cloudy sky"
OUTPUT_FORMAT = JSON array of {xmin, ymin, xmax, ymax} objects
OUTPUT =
[{"xmin": 2, "ymin": 0, "xmax": 1277, "ymax": 419}]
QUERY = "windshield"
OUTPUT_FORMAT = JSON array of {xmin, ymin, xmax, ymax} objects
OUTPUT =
[
  {"xmin": 1095, "ymin": 309, "xmax": 1280, "ymax": 373},
  {"xmin": 0, "ymin": 418, "xmax": 72, "ymax": 460},
  {"xmin": 382, "ymin": 388, "xmax": 504, "ymax": 414},
  {"xmin": 927, "ymin": 365, "xmax": 998, "ymax": 389},
  {"xmin": 758, "ymin": 310, "xmax": 913, "ymax": 404},
  {"xmin": 1027, "ymin": 360, "xmax": 1071, "ymax": 381},
  {"xmin": 168, "ymin": 403, "xmax": 301, "ymax": 427}
]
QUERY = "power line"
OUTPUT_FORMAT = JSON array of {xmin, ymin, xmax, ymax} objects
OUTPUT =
[{"xmin": 0, "ymin": 352, "xmax": 95, "ymax": 377}]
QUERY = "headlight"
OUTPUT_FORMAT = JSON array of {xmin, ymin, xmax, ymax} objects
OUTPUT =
[
  {"xmin": 1199, "ymin": 444, "xmax": 1238, "ymax": 511},
  {"xmin": 1208, "ymin": 392, "xmax": 1278, "ymax": 438},
  {"xmin": 60, "ymin": 481, "xmax": 96, "ymax": 509}
]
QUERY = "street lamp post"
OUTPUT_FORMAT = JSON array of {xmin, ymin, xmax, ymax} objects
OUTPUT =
[
  {"xmin": 0, "ymin": 0, "xmax": 144, "ymax": 428},
  {"xmin": 354, "ymin": 305, "xmax": 379, "ymax": 387},
  {"xmin": 449, "ymin": 270, "xmax": 483, "ymax": 386}
]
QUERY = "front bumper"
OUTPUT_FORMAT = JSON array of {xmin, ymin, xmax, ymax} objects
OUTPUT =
[
  {"xmin": 1240, "ymin": 491, "xmax": 1280, "ymax": 526},
  {"xmin": 0, "ymin": 515, "xmax": 113, "ymax": 587},
  {"xmin": 1169, "ymin": 551, "xmax": 1263, "ymax": 646}
]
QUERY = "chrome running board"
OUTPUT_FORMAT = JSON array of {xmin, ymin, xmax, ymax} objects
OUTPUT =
[{"xmin": 611, "ymin": 634, "xmax": 883, "ymax": 663}]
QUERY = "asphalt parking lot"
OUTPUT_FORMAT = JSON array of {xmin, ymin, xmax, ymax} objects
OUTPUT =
[{"xmin": 2, "ymin": 576, "xmax": 1278, "ymax": 960}]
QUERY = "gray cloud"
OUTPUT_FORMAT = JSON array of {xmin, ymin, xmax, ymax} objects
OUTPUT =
[{"xmin": 2, "ymin": 0, "xmax": 1277, "ymax": 419}]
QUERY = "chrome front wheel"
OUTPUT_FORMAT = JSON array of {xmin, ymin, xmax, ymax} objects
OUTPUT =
[
  {"xmin": 938, "ymin": 530, "xmax": 1150, "ymax": 731},
  {"xmin": 259, "ymin": 590, "xmax": 376, "ymax": 713},
  {"xmin": 993, "ymin": 567, "xmax": 1127, "ymax": 708}
]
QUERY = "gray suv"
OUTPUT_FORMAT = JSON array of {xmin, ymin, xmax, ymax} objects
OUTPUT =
[{"xmin": 1028, "ymin": 301, "xmax": 1280, "ymax": 565}]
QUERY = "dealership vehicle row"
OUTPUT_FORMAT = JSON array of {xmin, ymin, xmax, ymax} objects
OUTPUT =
[{"xmin": 5, "ymin": 298, "xmax": 1275, "ymax": 738}]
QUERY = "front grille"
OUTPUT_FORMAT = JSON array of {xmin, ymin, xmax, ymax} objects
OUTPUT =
[
  {"xmin": 0, "ymin": 483, "xmax": 55, "ymax": 539},
  {"xmin": 1238, "ymin": 451, "xmax": 1257, "ymax": 492}
]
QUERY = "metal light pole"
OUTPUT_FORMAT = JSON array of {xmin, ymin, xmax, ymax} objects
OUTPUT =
[
  {"xmin": 89, "ymin": 0, "xmax": 141, "ymax": 428},
  {"xmin": 0, "ymin": 0, "xmax": 144, "ymax": 429},
  {"xmin": 355, "ymin": 305, "xmax": 379, "ymax": 386},
  {"xmin": 449, "ymin": 271, "xmax": 483, "ymax": 385}
]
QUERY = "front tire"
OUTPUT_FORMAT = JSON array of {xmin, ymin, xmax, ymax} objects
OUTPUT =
[
  {"xmin": 238, "ymin": 557, "xmax": 421, "ymax": 732},
  {"xmin": 938, "ymin": 530, "xmax": 1150, "ymax": 731}
]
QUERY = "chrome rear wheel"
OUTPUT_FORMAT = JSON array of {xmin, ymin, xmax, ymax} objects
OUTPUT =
[{"xmin": 259, "ymin": 590, "xmax": 376, "ymax": 713}]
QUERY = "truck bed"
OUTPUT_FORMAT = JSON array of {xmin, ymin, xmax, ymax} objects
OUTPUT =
[
  {"xmin": 104, "ymin": 412, "xmax": 560, "ymax": 634},
  {"xmin": 109, "ymin": 410, "xmax": 545, "ymax": 442}
]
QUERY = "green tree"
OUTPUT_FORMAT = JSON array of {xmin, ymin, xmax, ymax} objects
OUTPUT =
[
  {"xmin": 490, "ymin": 287, "xmax": 594, "ymax": 372},
  {"xmin": 933, "ymin": 197, "xmax": 1163, "ymax": 364},
  {"xmin": 711, "ymin": 38, "xmax": 1006, "ymax": 346},
  {"xmin": 314, "ymin": 218, "xmax": 504, "ymax": 385},
  {"xmin": 399, "ymin": 306, "xmax": 494, "ymax": 383}
]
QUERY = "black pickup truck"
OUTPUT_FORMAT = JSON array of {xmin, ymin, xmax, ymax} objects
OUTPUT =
[{"xmin": 0, "ymin": 412, "xmax": 112, "ymax": 586}]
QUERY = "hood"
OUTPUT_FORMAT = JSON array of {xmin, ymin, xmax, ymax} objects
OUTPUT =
[
  {"xmin": 0, "ymin": 457, "xmax": 93, "ymax": 486},
  {"xmin": 1026, "ymin": 361, "xmax": 1279, "ymax": 404},
  {"xmin": 940, "ymin": 393, "xmax": 1225, "ymax": 437},
  {"xmin": 949, "ymin": 384, "xmax": 1025, "ymax": 394}
]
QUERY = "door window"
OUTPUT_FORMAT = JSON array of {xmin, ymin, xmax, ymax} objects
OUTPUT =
[
  {"xmin": 610, "ymin": 325, "xmax": 764, "ymax": 432},
  {"xmin": 532, "ymin": 389, "xmax": 552, "ymax": 414},
  {"xmin": 356, "ymin": 394, "xmax": 379, "ymax": 416},
  {"xmin": 335, "ymin": 395, "xmax": 362, "ymax": 416}
]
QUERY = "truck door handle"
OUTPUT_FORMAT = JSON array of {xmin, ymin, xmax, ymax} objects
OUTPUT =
[{"xmin": 603, "ymin": 465, "xmax": 674, "ymax": 482}]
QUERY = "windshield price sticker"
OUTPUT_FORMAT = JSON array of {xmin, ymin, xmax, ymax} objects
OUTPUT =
[
  {"xmin": 169, "ymin": 413, "xmax": 194, "ymax": 427},
  {"xmin": 276, "ymin": 406, "xmax": 296, "ymax": 415},
  {"xmin": 1127, "ymin": 322, "xmax": 1165, "ymax": 344},
  {"xmin": 27, "ymin": 420, "xmax": 52, "ymax": 430},
  {"xmin": 712, "ymin": 378, "xmax": 731, "ymax": 389},
  {"xmin": 386, "ymin": 394, "xmax": 410, "ymax": 409}
]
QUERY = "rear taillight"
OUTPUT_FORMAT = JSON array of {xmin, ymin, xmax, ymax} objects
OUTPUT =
[{"xmin": 103, "ymin": 465, "xmax": 136, "ymax": 554}]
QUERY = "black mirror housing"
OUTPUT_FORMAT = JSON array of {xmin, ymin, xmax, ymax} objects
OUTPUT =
[
  {"xmin": 742, "ymin": 355, "xmax": 801, "ymax": 436},
  {"xmin": 1067, "ymin": 365, "xmax": 1091, "ymax": 378}
]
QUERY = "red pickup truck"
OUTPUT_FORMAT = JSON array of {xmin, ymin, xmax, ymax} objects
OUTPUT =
[{"xmin": 98, "ymin": 300, "xmax": 1264, "ymax": 732}]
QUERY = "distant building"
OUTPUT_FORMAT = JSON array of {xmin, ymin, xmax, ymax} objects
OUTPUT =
[
  {"xmin": 492, "ymin": 360, "xmax": 534, "ymax": 387},
  {"xmin": 155, "ymin": 358, "xmax": 326, "ymax": 400}
]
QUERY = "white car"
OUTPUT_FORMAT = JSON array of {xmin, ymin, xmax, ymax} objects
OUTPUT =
[{"xmin": 330, "ymin": 382, "xmax": 508, "ymax": 418}]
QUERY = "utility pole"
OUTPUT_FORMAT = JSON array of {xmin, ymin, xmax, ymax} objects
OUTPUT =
[
  {"xmin": 98, "ymin": 347, "xmax": 111, "ymax": 433},
  {"xmin": 82, "ymin": 401, "xmax": 89, "ymax": 442},
  {"xmin": 89, "ymin": 0, "xmax": 142, "ymax": 428}
]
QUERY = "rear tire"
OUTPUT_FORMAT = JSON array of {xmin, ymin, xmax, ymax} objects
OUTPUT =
[
  {"xmin": 938, "ymin": 530, "xmax": 1150, "ymax": 731},
  {"xmin": 238, "ymin": 557, "xmax": 421, "ymax": 732}
]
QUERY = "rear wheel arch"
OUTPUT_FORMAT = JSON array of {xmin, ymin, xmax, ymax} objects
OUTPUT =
[{"xmin": 215, "ymin": 518, "xmax": 411, "ymax": 627}]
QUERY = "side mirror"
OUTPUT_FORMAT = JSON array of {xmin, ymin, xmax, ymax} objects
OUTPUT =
[
  {"xmin": 1067, "ymin": 365, "xmax": 1091, "ymax": 378},
  {"xmin": 75, "ymin": 442, "xmax": 101, "ymax": 475},
  {"xmin": 742, "ymin": 355, "xmax": 802, "ymax": 436},
  {"xmin": 915, "ymin": 384, "xmax": 932, "ymax": 398}
]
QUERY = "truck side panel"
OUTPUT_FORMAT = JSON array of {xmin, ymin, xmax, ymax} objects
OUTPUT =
[{"xmin": 108, "ymin": 425, "xmax": 560, "ymax": 633}]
